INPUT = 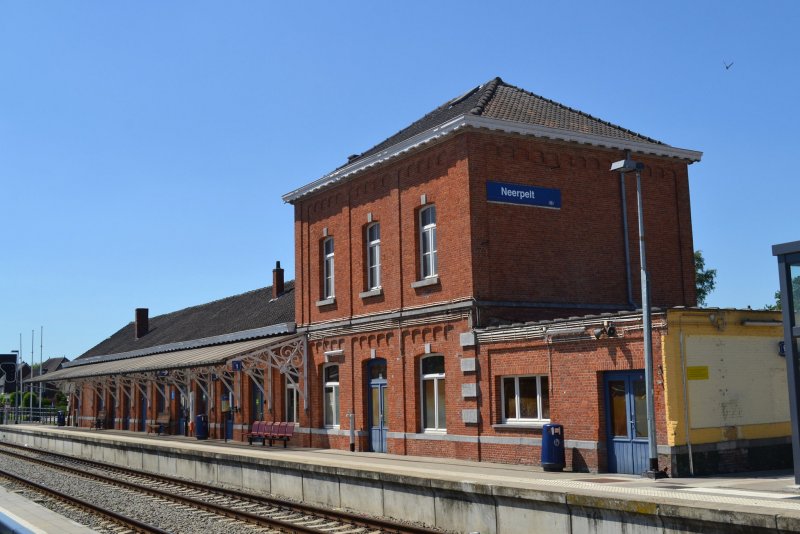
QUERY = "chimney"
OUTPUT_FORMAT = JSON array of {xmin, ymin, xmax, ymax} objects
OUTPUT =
[
  {"xmin": 135, "ymin": 308, "xmax": 149, "ymax": 339},
  {"xmin": 272, "ymin": 261, "xmax": 285, "ymax": 299}
]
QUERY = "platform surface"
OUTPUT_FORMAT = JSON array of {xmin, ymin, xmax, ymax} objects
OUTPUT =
[
  {"xmin": 0, "ymin": 484, "xmax": 96, "ymax": 534},
  {"xmin": 4, "ymin": 423, "xmax": 800, "ymax": 524}
]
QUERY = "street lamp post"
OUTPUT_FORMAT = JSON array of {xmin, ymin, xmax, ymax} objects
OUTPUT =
[{"xmin": 611, "ymin": 157, "xmax": 665, "ymax": 479}]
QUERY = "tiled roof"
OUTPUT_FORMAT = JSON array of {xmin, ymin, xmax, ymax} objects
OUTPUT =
[
  {"xmin": 284, "ymin": 77, "xmax": 699, "ymax": 203},
  {"xmin": 77, "ymin": 281, "xmax": 295, "ymax": 360},
  {"xmin": 354, "ymin": 77, "xmax": 663, "ymax": 164},
  {"xmin": 41, "ymin": 357, "xmax": 68, "ymax": 374}
]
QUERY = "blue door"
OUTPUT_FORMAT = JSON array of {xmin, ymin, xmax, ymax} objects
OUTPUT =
[
  {"xmin": 139, "ymin": 396, "xmax": 147, "ymax": 432},
  {"xmin": 122, "ymin": 390, "xmax": 130, "ymax": 430},
  {"xmin": 367, "ymin": 359, "xmax": 388, "ymax": 453},
  {"xmin": 604, "ymin": 370, "xmax": 649, "ymax": 474}
]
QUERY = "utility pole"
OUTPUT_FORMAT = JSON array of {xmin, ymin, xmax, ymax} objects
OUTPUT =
[
  {"xmin": 39, "ymin": 326, "xmax": 43, "ymax": 411},
  {"xmin": 29, "ymin": 330, "xmax": 34, "ymax": 420}
]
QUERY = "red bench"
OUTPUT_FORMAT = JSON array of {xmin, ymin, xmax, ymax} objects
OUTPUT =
[
  {"xmin": 246, "ymin": 421, "xmax": 269, "ymax": 445},
  {"xmin": 268, "ymin": 422, "xmax": 295, "ymax": 448}
]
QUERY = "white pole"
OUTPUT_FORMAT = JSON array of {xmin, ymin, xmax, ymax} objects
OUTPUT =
[
  {"xmin": 29, "ymin": 330, "xmax": 33, "ymax": 419},
  {"xmin": 39, "ymin": 326, "xmax": 43, "ymax": 411}
]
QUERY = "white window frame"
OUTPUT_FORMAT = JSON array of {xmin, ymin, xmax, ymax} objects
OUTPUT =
[
  {"xmin": 501, "ymin": 375, "xmax": 550, "ymax": 423},
  {"xmin": 419, "ymin": 205, "xmax": 437, "ymax": 279},
  {"xmin": 366, "ymin": 222, "xmax": 381, "ymax": 290},
  {"xmin": 421, "ymin": 354, "xmax": 446, "ymax": 431},
  {"xmin": 285, "ymin": 378, "xmax": 299, "ymax": 423},
  {"xmin": 323, "ymin": 237, "xmax": 335, "ymax": 299},
  {"xmin": 323, "ymin": 364, "xmax": 340, "ymax": 427}
]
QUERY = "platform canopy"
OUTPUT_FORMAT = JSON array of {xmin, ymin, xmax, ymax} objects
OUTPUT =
[{"xmin": 26, "ymin": 333, "xmax": 309, "ymax": 412}]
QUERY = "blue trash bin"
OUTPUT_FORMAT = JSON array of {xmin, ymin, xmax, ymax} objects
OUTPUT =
[
  {"xmin": 195, "ymin": 414, "xmax": 208, "ymax": 440},
  {"xmin": 57, "ymin": 411, "xmax": 66, "ymax": 427},
  {"xmin": 541, "ymin": 423, "xmax": 565, "ymax": 472}
]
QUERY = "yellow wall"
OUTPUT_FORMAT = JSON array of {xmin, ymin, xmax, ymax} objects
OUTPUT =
[{"xmin": 663, "ymin": 309, "xmax": 788, "ymax": 446}]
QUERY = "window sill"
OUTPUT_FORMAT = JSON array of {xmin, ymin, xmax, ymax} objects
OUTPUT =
[
  {"xmin": 359, "ymin": 287, "xmax": 383, "ymax": 299},
  {"xmin": 315, "ymin": 297, "xmax": 336, "ymax": 307},
  {"xmin": 422, "ymin": 428, "xmax": 447, "ymax": 434},
  {"xmin": 492, "ymin": 422, "xmax": 550, "ymax": 430},
  {"xmin": 411, "ymin": 276, "xmax": 439, "ymax": 289}
]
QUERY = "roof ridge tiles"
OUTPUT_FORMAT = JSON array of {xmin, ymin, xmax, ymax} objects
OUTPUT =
[{"xmin": 469, "ymin": 76, "xmax": 502, "ymax": 115}]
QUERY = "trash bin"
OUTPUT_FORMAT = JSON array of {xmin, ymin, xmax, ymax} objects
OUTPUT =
[
  {"xmin": 541, "ymin": 423, "xmax": 565, "ymax": 472},
  {"xmin": 57, "ymin": 411, "xmax": 66, "ymax": 427},
  {"xmin": 195, "ymin": 414, "xmax": 208, "ymax": 440}
]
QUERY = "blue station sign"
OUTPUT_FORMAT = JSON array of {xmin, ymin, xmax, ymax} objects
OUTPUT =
[{"xmin": 486, "ymin": 181, "xmax": 561, "ymax": 209}]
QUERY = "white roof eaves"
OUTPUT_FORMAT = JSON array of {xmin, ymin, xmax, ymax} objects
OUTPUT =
[{"xmin": 281, "ymin": 115, "xmax": 703, "ymax": 204}]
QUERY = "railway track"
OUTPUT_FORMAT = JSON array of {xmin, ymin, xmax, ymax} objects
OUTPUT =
[
  {"xmin": 0, "ymin": 465, "xmax": 169, "ymax": 533},
  {"xmin": 0, "ymin": 442, "xmax": 443, "ymax": 534}
]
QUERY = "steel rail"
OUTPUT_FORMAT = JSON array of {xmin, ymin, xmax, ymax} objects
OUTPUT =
[
  {"xmin": 0, "ymin": 465, "xmax": 170, "ymax": 534},
  {"xmin": 0, "ymin": 446, "xmax": 324, "ymax": 533},
  {"xmin": 0, "ymin": 443, "xmax": 440, "ymax": 533}
]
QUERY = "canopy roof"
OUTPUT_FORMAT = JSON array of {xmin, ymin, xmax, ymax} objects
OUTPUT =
[{"xmin": 28, "ymin": 335, "xmax": 293, "ymax": 383}]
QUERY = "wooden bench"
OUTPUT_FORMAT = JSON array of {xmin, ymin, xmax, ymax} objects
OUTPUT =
[
  {"xmin": 147, "ymin": 412, "xmax": 171, "ymax": 436},
  {"xmin": 268, "ymin": 422, "xmax": 295, "ymax": 448},
  {"xmin": 93, "ymin": 410, "xmax": 106, "ymax": 430}
]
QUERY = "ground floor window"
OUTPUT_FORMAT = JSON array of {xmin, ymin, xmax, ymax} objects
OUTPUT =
[
  {"xmin": 421, "ymin": 355, "xmax": 446, "ymax": 431},
  {"xmin": 286, "ymin": 378, "xmax": 299, "ymax": 423},
  {"xmin": 502, "ymin": 375, "xmax": 550, "ymax": 423},
  {"xmin": 323, "ymin": 364, "xmax": 340, "ymax": 427}
]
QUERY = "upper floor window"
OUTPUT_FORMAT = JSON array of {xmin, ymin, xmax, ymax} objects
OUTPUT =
[
  {"xmin": 366, "ymin": 223, "xmax": 381, "ymax": 290},
  {"xmin": 419, "ymin": 206, "xmax": 437, "ymax": 279},
  {"xmin": 421, "ymin": 355, "xmax": 445, "ymax": 431},
  {"xmin": 323, "ymin": 237, "xmax": 335, "ymax": 299},
  {"xmin": 323, "ymin": 364, "xmax": 340, "ymax": 427},
  {"xmin": 502, "ymin": 375, "xmax": 550, "ymax": 423}
]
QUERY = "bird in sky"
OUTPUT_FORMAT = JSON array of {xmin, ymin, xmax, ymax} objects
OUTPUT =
[{"xmin": 723, "ymin": 60, "xmax": 734, "ymax": 70}]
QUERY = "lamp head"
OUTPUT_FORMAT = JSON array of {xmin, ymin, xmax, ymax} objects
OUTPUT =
[
  {"xmin": 605, "ymin": 322, "xmax": 618, "ymax": 337},
  {"xmin": 610, "ymin": 159, "xmax": 644, "ymax": 173}
]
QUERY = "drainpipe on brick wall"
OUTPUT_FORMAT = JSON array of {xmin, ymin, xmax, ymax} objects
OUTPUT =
[
  {"xmin": 679, "ymin": 330, "xmax": 695, "ymax": 476},
  {"xmin": 620, "ymin": 153, "xmax": 635, "ymax": 309}
]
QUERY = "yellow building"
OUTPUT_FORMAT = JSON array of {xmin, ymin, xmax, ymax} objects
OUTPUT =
[{"xmin": 663, "ymin": 308, "xmax": 788, "ymax": 476}]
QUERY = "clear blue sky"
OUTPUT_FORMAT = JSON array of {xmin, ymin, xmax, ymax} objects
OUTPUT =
[{"xmin": 2, "ymin": 2, "xmax": 798, "ymax": 363}]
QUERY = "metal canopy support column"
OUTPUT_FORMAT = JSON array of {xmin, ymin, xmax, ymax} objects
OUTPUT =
[{"xmin": 236, "ymin": 335, "xmax": 307, "ymax": 413}]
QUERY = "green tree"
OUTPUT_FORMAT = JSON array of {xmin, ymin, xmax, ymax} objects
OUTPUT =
[
  {"xmin": 694, "ymin": 250, "xmax": 717, "ymax": 307},
  {"xmin": 21, "ymin": 391, "xmax": 38, "ymax": 407},
  {"xmin": 765, "ymin": 276, "xmax": 800, "ymax": 311},
  {"xmin": 764, "ymin": 290, "xmax": 781, "ymax": 311}
]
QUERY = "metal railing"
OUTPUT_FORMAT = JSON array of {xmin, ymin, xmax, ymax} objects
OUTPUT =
[{"xmin": 0, "ymin": 406, "xmax": 65, "ymax": 425}]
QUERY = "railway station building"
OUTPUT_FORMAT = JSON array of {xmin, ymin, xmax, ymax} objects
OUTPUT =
[{"xmin": 30, "ymin": 78, "xmax": 791, "ymax": 475}]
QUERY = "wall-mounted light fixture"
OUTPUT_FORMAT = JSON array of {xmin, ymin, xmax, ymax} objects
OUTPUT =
[{"xmin": 741, "ymin": 320, "xmax": 783, "ymax": 327}]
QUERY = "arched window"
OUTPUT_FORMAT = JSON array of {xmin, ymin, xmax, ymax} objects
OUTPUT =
[
  {"xmin": 366, "ymin": 223, "xmax": 381, "ymax": 290},
  {"xmin": 419, "ymin": 206, "xmax": 437, "ymax": 279},
  {"xmin": 323, "ymin": 364, "xmax": 340, "ymax": 427},
  {"xmin": 323, "ymin": 237, "xmax": 335, "ymax": 299},
  {"xmin": 421, "ymin": 355, "xmax": 446, "ymax": 430}
]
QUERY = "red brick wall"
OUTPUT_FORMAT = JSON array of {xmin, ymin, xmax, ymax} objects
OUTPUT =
[
  {"xmin": 466, "ymin": 131, "xmax": 696, "ymax": 309},
  {"xmin": 294, "ymin": 136, "xmax": 474, "ymax": 326},
  {"xmin": 478, "ymin": 325, "xmax": 668, "ymax": 470},
  {"xmin": 294, "ymin": 130, "xmax": 695, "ymax": 329}
]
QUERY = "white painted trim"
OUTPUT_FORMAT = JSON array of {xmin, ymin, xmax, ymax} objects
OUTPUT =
[{"xmin": 282, "ymin": 114, "xmax": 703, "ymax": 203}]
